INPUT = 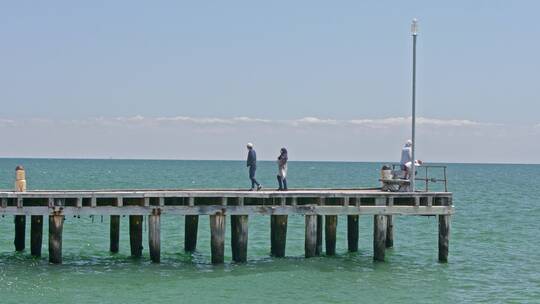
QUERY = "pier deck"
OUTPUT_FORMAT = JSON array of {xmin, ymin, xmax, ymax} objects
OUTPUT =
[{"xmin": 0, "ymin": 188, "xmax": 453, "ymax": 264}]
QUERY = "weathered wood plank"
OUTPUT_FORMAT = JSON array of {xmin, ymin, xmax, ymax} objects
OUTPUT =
[{"xmin": 0, "ymin": 205, "xmax": 454, "ymax": 216}]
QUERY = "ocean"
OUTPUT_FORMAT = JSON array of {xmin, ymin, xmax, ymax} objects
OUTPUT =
[{"xmin": 0, "ymin": 159, "xmax": 539, "ymax": 303}]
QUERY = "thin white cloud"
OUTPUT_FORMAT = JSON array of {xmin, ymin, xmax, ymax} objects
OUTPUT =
[{"xmin": 0, "ymin": 115, "xmax": 513, "ymax": 128}]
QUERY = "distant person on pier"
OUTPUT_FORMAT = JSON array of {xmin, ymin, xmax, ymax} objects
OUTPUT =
[
  {"xmin": 400, "ymin": 139, "xmax": 423, "ymax": 179},
  {"xmin": 276, "ymin": 147, "xmax": 288, "ymax": 191},
  {"xmin": 246, "ymin": 143, "xmax": 262, "ymax": 191}
]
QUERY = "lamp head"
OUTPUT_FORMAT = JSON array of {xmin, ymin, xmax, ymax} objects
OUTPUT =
[{"xmin": 411, "ymin": 18, "xmax": 419, "ymax": 36}]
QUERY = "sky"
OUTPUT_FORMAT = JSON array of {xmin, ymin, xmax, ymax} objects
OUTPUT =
[{"xmin": 1, "ymin": 0, "xmax": 539, "ymax": 163}]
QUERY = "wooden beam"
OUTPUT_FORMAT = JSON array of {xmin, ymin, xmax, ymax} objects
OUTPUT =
[
  {"xmin": 129, "ymin": 215, "xmax": 143, "ymax": 257},
  {"xmin": 438, "ymin": 215, "xmax": 450, "ymax": 262},
  {"xmin": 231, "ymin": 215, "xmax": 248, "ymax": 263},
  {"xmin": 373, "ymin": 215, "xmax": 387, "ymax": 262},
  {"xmin": 48, "ymin": 214, "xmax": 63, "ymax": 264},
  {"xmin": 30, "ymin": 215, "xmax": 43, "ymax": 256},
  {"xmin": 210, "ymin": 212, "xmax": 225, "ymax": 264},
  {"xmin": 148, "ymin": 209, "xmax": 161, "ymax": 263},
  {"xmin": 347, "ymin": 215, "xmax": 359, "ymax": 252},
  {"xmin": 386, "ymin": 215, "xmax": 394, "ymax": 248},
  {"xmin": 0, "ymin": 205, "xmax": 454, "ymax": 216},
  {"xmin": 325, "ymin": 215, "xmax": 337, "ymax": 256},
  {"xmin": 184, "ymin": 215, "xmax": 198, "ymax": 252},
  {"xmin": 305, "ymin": 215, "xmax": 317, "ymax": 258},
  {"xmin": 110, "ymin": 215, "xmax": 120, "ymax": 253},
  {"xmin": 270, "ymin": 215, "xmax": 287, "ymax": 258},
  {"xmin": 14, "ymin": 215, "xmax": 25, "ymax": 251}
]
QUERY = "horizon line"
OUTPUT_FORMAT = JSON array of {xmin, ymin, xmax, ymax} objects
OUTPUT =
[{"xmin": 0, "ymin": 156, "xmax": 538, "ymax": 166}]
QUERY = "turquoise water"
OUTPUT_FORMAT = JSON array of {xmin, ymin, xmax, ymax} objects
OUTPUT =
[{"xmin": 0, "ymin": 159, "xmax": 539, "ymax": 303}]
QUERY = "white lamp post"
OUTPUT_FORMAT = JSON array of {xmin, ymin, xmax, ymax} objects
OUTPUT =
[{"xmin": 410, "ymin": 18, "xmax": 418, "ymax": 192}]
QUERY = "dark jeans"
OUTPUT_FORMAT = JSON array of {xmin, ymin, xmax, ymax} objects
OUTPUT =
[
  {"xmin": 277, "ymin": 175, "xmax": 288, "ymax": 190},
  {"xmin": 249, "ymin": 166, "xmax": 259, "ymax": 188}
]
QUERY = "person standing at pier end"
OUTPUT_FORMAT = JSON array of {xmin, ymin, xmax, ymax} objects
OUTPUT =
[
  {"xmin": 400, "ymin": 140, "xmax": 413, "ymax": 178},
  {"xmin": 277, "ymin": 148, "xmax": 288, "ymax": 191},
  {"xmin": 246, "ymin": 143, "xmax": 262, "ymax": 191},
  {"xmin": 400, "ymin": 139, "xmax": 422, "ymax": 179}
]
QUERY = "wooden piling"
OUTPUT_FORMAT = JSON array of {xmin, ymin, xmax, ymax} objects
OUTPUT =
[
  {"xmin": 347, "ymin": 215, "xmax": 359, "ymax": 252},
  {"xmin": 14, "ymin": 215, "xmax": 26, "ymax": 252},
  {"xmin": 270, "ymin": 215, "xmax": 288, "ymax": 257},
  {"xmin": 30, "ymin": 215, "xmax": 43, "ymax": 256},
  {"xmin": 316, "ymin": 215, "xmax": 323, "ymax": 256},
  {"xmin": 386, "ymin": 215, "xmax": 394, "ymax": 248},
  {"xmin": 129, "ymin": 215, "xmax": 143, "ymax": 257},
  {"xmin": 110, "ymin": 215, "xmax": 120, "ymax": 253},
  {"xmin": 184, "ymin": 215, "xmax": 198, "ymax": 252},
  {"xmin": 210, "ymin": 213, "xmax": 225, "ymax": 264},
  {"xmin": 148, "ymin": 210, "xmax": 161, "ymax": 263},
  {"xmin": 373, "ymin": 215, "xmax": 387, "ymax": 262},
  {"xmin": 438, "ymin": 215, "xmax": 450, "ymax": 262},
  {"xmin": 48, "ymin": 214, "xmax": 63, "ymax": 264},
  {"xmin": 325, "ymin": 215, "xmax": 337, "ymax": 256},
  {"xmin": 231, "ymin": 215, "xmax": 248, "ymax": 263},
  {"xmin": 14, "ymin": 166, "xmax": 26, "ymax": 252},
  {"xmin": 305, "ymin": 215, "xmax": 317, "ymax": 258}
]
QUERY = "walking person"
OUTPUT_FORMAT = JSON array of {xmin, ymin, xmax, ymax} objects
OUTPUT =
[
  {"xmin": 246, "ymin": 143, "xmax": 262, "ymax": 191},
  {"xmin": 276, "ymin": 148, "xmax": 288, "ymax": 191}
]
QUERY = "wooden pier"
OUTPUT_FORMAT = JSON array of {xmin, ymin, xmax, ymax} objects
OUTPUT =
[{"xmin": 0, "ymin": 188, "xmax": 453, "ymax": 264}]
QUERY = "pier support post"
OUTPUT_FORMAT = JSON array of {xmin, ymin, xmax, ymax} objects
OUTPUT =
[
  {"xmin": 305, "ymin": 215, "xmax": 317, "ymax": 258},
  {"xmin": 316, "ymin": 215, "xmax": 323, "ymax": 256},
  {"xmin": 325, "ymin": 215, "xmax": 337, "ymax": 256},
  {"xmin": 48, "ymin": 214, "xmax": 64, "ymax": 264},
  {"xmin": 210, "ymin": 212, "xmax": 225, "ymax": 264},
  {"xmin": 184, "ymin": 215, "xmax": 198, "ymax": 252},
  {"xmin": 110, "ymin": 215, "xmax": 120, "ymax": 253},
  {"xmin": 347, "ymin": 215, "xmax": 359, "ymax": 252},
  {"xmin": 373, "ymin": 215, "xmax": 387, "ymax": 262},
  {"xmin": 148, "ymin": 210, "xmax": 161, "ymax": 263},
  {"xmin": 438, "ymin": 215, "xmax": 450, "ymax": 263},
  {"xmin": 270, "ymin": 215, "xmax": 288, "ymax": 257},
  {"xmin": 30, "ymin": 215, "xmax": 43, "ymax": 256},
  {"xmin": 386, "ymin": 215, "xmax": 394, "ymax": 248},
  {"xmin": 14, "ymin": 215, "xmax": 26, "ymax": 252},
  {"xmin": 231, "ymin": 215, "xmax": 248, "ymax": 263},
  {"xmin": 129, "ymin": 215, "xmax": 143, "ymax": 258}
]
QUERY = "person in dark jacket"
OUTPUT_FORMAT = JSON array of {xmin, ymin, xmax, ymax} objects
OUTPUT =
[
  {"xmin": 246, "ymin": 143, "xmax": 262, "ymax": 191},
  {"xmin": 276, "ymin": 148, "xmax": 288, "ymax": 191}
]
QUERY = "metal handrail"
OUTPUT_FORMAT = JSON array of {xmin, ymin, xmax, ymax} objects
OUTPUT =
[{"xmin": 390, "ymin": 164, "xmax": 448, "ymax": 192}]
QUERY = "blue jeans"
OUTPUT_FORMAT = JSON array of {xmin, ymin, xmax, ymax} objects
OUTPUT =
[{"xmin": 249, "ymin": 166, "xmax": 259, "ymax": 188}]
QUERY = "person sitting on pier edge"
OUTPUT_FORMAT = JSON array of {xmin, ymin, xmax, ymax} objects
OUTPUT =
[
  {"xmin": 246, "ymin": 143, "xmax": 262, "ymax": 191},
  {"xmin": 276, "ymin": 147, "xmax": 288, "ymax": 191}
]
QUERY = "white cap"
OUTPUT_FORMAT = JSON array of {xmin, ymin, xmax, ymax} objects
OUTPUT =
[
  {"xmin": 405, "ymin": 139, "xmax": 412, "ymax": 146},
  {"xmin": 247, "ymin": 142, "xmax": 253, "ymax": 148}
]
